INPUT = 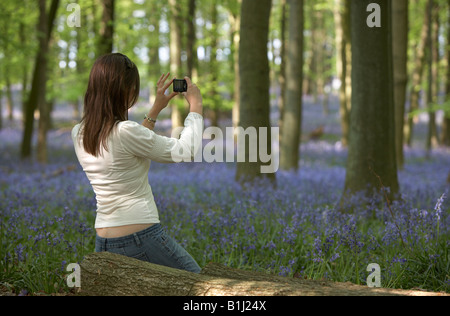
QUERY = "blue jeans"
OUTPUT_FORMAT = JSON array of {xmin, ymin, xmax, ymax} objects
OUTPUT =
[{"xmin": 95, "ymin": 224, "xmax": 201, "ymax": 273}]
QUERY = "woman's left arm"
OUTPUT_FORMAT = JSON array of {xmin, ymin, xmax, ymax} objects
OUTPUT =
[{"xmin": 142, "ymin": 73, "xmax": 179, "ymax": 131}]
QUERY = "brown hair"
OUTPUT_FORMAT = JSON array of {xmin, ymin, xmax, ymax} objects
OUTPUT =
[{"xmin": 80, "ymin": 53, "xmax": 140, "ymax": 157}]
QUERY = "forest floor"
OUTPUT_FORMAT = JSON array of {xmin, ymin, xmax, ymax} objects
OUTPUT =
[{"xmin": 1, "ymin": 93, "xmax": 449, "ymax": 296}]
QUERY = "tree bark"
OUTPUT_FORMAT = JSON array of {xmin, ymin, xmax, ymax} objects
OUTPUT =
[
  {"xmin": 37, "ymin": 0, "xmax": 59, "ymax": 164},
  {"xmin": 235, "ymin": 0, "xmax": 275, "ymax": 183},
  {"xmin": 186, "ymin": 0, "xmax": 198, "ymax": 82},
  {"xmin": 425, "ymin": 0, "xmax": 439, "ymax": 156},
  {"xmin": 209, "ymin": 0, "xmax": 220, "ymax": 127},
  {"xmin": 392, "ymin": 0, "xmax": 408, "ymax": 169},
  {"xmin": 334, "ymin": 0, "xmax": 351, "ymax": 147},
  {"xmin": 78, "ymin": 252, "xmax": 447, "ymax": 296},
  {"xmin": 280, "ymin": 0, "xmax": 304, "ymax": 171},
  {"xmin": 342, "ymin": 0, "xmax": 399, "ymax": 203},
  {"xmin": 405, "ymin": 0, "xmax": 432, "ymax": 146},
  {"xmin": 0, "ymin": 89, "xmax": 3, "ymax": 130},
  {"xmin": 426, "ymin": 0, "xmax": 440, "ymax": 153},
  {"xmin": 20, "ymin": 0, "xmax": 59, "ymax": 161},
  {"xmin": 443, "ymin": 0, "xmax": 450, "ymax": 146},
  {"xmin": 169, "ymin": 0, "xmax": 184, "ymax": 129},
  {"xmin": 97, "ymin": 0, "xmax": 115, "ymax": 56},
  {"xmin": 278, "ymin": 0, "xmax": 287, "ymax": 140},
  {"xmin": 228, "ymin": 0, "xmax": 241, "ymax": 132},
  {"xmin": 147, "ymin": 1, "xmax": 162, "ymax": 106}
]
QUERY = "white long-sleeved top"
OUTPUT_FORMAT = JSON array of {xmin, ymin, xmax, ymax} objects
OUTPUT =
[{"xmin": 72, "ymin": 112, "xmax": 203, "ymax": 228}]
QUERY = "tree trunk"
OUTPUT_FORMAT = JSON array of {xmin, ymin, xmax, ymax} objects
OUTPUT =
[
  {"xmin": 342, "ymin": 0, "xmax": 399, "ymax": 203},
  {"xmin": 278, "ymin": 0, "xmax": 287, "ymax": 141},
  {"xmin": 97, "ymin": 0, "xmax": 115, "ymax": 56},
  {"xmin": 37, "ymin": 0, "xmax": 59, "ymax": 164},
  {"xmin": 426, "ymin": 0, "xmax": 439, "ymax": 153},
  {"xmin": 229, "ymin": 0, "xmax": 241, "ymax": 131},
  {"xmin": 5, "ymin": 77, "xmax": 13, "ymax": 121},
  {"xmin": 405, "ymin": 0, "xmax": 432, "ymax": 146},
  {"xmin": 280, "ymin": 0, "xmax": 304, "ymax": 171},
  {"xmin": 392, "ymin": 0, "xmax": 408, "ymax": 169},
  {"xmin": 147, "ymin": 1, "xmax": 161, "ymax": 106},
  {"xmin": 20, "ymin": 0, "xmax": 59, "ymax": 160},
  {"xmin": 235, "ymin": 0, "xmax": 275, "ymax": 183},
  {"xmin": 442, "ymin": 0, "xmax": 450, "ymax": 146},
  {"xmin": 169, "ymin": 0, "xmax": 184, "ymax": 129},
  {"xmin": 209, "ymin": 0, "xmax": 219, "ymax": 127},
  {"xmin": 0, "ymin": 89, "xmax": 3, "ymax": 130},
  {"xmin": 334, "ymin": 0, "xmax": 351, "ymax": 147},
  {"xmin": 19, "ymin": 21, "xmax": 30, "ymax": 125},
  {"xmin": 78, "ymin": 252, "xmax": 447, "ymax": 296},
  {"xmin": 186, "ymin": 0, "xmax": 198, "ymax": 82}
]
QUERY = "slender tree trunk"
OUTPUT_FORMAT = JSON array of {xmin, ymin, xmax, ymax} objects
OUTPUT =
[
  {"xmin": 280, "ymin": 0, "xmax": 304, "ymax": 171},
  {"xmin": 186, "ymin": 0, "xmax": 198, "ymax": 82},
  {"xmin": 5, "ymin": 77, "xmax": 13, "ymax": 121},
  {"xmin": 169, "ymin": 0, "xmax": 184, "ymax": 128},
  {"xmin": 334, "ymin": 0, "xmax": 351, "ymax": 147},
  {"xmin": 98, "ymin": 0, "xmax": 115, "ymax": 56},
  {"xmin": 19, "ymin": 21, "xmax": 29, "ymax": 125},
  {"xmin": 229, "ymin": 0, "xmax": 241, "ymax": 131},
  {"xmin": 405, "ymin": 0, "xmax": 432, "ymax": 146},
  {"xmin": 426, "ymin": 0, "xmax": 440, "ymax": 153},
  {"xmin": 343, "ymin": 0, "xmax": 352, "ymax": 143},
  {"xmin": 1, "ymin": 14, "xmax": 14, "ymax": 122},
  {"xmin": 147, "ymin": 1, "xmax": 161, "ymax": 106},
  {"xmin": 442, "ymin": 0, "xmax": 450, "ymax": 146},
  {"xmin": 21, "ymin": 0, "xmax": 59, "ymax": 160},
  {"xmin": 0, "ymin": 89, "xmax": 3, "ymax": 130},
  {"xmin": 342, "ymin": 0, "xmax": 399, "ymax": 203},
  {"xmin": 308, "ymin": 2, "xmax": 317, "ymax": 102},
  {"xmin": 278, "ymin": 0, "xmax": 287, "ymax": 141},
  {"xmin": 209, "ymin": 0, "xmax": 219, "ymax": 127},
  {"xmin": 235, "ymin": 0, "xmax": 274, "ymax": 183},
  {"xmin": 307, "ymin": 3, "xmax": 325, "ymax": 104},
  {"xmin": 36, "ymin": 0, "xmax": 59, "ymax": 164},
  {"xmin": 392, "ymin": 0, "xmax": 408, "ymax": 169}
]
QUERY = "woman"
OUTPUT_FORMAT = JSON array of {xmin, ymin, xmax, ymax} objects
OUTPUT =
[{"xmin": 72, "ymin": 53, "xmax": 203, "ymax": 273}]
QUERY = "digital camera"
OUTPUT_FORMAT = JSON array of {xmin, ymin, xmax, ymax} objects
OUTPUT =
[{"xmin": 173, "ymin": 79, "xmax": 187, "ymax": 93}]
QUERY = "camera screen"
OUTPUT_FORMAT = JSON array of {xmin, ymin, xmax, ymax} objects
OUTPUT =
[{"xmin": 173, "ymin": 79, "xmax": 187, "ymax": 93}]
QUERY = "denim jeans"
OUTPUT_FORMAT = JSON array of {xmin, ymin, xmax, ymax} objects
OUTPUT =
[{"xmin": 95, "ymin": 224, "xmax": 201, "ymax": 273}]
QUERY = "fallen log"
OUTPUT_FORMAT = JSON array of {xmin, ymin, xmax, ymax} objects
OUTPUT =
[{"xmin": 79, "ymin": 252, "xmax": 447, "ymax": 296}]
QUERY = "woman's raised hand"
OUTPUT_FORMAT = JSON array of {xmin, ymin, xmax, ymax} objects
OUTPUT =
[
  {"xmin": 182, "ymin": 77, "xmax": 203, "ymax": 115},
  {"xmin": 153, "ymin": 73, "xmax": 178, "ymax": 112}
]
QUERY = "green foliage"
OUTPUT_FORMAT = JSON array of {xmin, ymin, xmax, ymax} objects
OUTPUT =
[{"xmin": 409, "ymin": 100, "xmax": 450, "ymax": 118}]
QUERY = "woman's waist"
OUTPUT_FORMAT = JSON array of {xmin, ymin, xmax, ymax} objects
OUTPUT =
[{"xmin": 96, "ymin": 223, "xmax": 156, "ymax": 239}]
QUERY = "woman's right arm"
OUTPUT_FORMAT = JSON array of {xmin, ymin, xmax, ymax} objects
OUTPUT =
[
  {"xmin": 143, "ymin": 75, "xmax": 203, "ymax": 130},
  {"xmin": 122, "ymin": 76, "xmax": 204, "ymax": 163}
]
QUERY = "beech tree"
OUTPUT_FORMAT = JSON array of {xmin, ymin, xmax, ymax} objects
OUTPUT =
[
  {"xmin": 443, "ymin": 0, "xmax": 450, "ymax": 146},
  {"xmin": 97, "ymin": 0, "xmax": 115, "ymax": 56},
  {"xmin": 392, "ymin": 0, "xmax": 408, "ymax": 169},
  {"xmin": 21, "ymin": 0, "xmax": 59, "ymax": 161},
  {"xmin": 342, "ymin": 0, "xmax": 399, "ymax": 202},
  {"xmin": 280, "ymin": 0, "xmax": 304, "ymax": 171},
  {"xmin": 235, "ymin": 0, "xmax": 274, "ymax": 184}
]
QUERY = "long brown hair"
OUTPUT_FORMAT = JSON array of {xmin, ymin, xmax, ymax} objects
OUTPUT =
[{"xmin": 80, "ymin": 53, "xmax": 140, "ymax": 157}]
